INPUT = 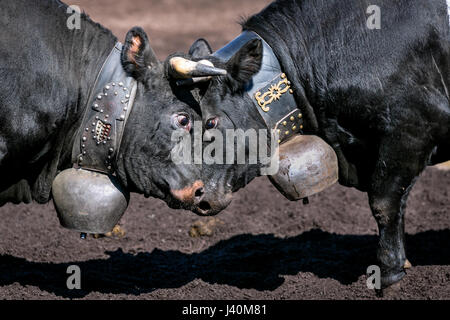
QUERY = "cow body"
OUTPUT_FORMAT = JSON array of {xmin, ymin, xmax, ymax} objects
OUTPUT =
[
  {"xmin": 175, "ymin": 0, "xmax": 450, "ymax": 288},
  {"xmin": 244, "ymin": 0, "xmax": 450, "ymax": 287},
  {"xmin": 0, "ymin": 0, "xmax": 216, "ymax": 213}
]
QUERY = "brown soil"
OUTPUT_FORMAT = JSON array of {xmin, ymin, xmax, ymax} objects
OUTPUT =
[{"xmin": 0, "ymin": 0, "xmax": 449, "ymax": 300}]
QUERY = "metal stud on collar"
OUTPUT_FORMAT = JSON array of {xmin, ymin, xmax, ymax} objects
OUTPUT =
[{"xmin": 274, "ymin": 110, "xmax": 304, "ymax": 143}]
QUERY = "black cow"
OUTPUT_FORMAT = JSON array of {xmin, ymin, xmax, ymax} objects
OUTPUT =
[
  {"xmin": 169, "ymin": 0, "xmax": 450, "ymax": 288},
  {"xmin": 0, "ymin": 0, "xmax": 221, "ymax": 215}
]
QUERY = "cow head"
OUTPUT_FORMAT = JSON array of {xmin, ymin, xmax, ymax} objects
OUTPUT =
[
  {"xmin": 166, "ymin": 38, "xmax": 267, "ymax": 215},
  {"xmin": 113, "ymin": 27, "xmax": 219, "ymax": 212},
  {"xmin": 166, "ymin": 37, "xmax": 339, "ymax": 215}
]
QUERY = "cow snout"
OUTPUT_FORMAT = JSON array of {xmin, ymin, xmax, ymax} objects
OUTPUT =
[
  {"xmin": 170, "ymin": 181, "xmax": 232, "ymax": 215},
  {"xmin": 170, "ymin": 180, "xmax": 205, "ymax": 204},
  {"xmin": 192, "ymin": 191, "xmax": 233, "ymax": 216}
]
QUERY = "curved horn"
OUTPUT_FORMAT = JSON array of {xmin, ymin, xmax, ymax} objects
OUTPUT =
[{"xmin": 169, "ymin": 57, "xmax": 227, "ymax": 79}]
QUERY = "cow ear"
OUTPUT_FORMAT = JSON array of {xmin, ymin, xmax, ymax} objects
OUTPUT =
[
  {"xmin": 189, "ymin": 38, "xmax": 213, "ymax": 58},
  {"xmin": 225, "ymin": 38, "xmax": 263, "ymax": 91},
  {"xmin": 121, "ymin": 27, "xmax": 159, "ymax": 81}
]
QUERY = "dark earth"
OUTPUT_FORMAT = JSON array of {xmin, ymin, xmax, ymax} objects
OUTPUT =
[{"xmin": 0, "ymin": 0, "xmax": 449, "ymax": 300}]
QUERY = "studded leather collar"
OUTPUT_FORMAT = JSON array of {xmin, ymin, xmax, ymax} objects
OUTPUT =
[
  {"xmin": 213, "ymin": 31, "xmax": 303, "ymax": 144},
  {"xmin": 72, "ymin": 42, "xmax": 137, "ymax": 174}
]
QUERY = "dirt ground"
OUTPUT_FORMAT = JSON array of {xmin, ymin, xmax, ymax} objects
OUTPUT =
[{"xmin": 0, "ymin": 0, "xmax": 449, "ymax": 300}]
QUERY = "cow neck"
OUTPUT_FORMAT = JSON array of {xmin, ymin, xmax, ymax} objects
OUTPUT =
[
  {"xmin": 213, "ymin": 31, "xmax": 304, "ymax": 144},
  {"xmin": 72, "ymin": 42, "xmax": 137, "ymax": 174}
]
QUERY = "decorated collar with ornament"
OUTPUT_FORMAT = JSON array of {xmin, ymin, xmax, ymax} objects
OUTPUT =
[
  {"xmin": 213, "ymin": 31, "xmax": 304, "ymax": 144},
  {"xmin": 72, "ymin": 42, "xmax": 138, "ymax": 174}
]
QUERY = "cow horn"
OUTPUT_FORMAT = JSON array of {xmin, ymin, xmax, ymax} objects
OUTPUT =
[
  {"xmin": 169, "ymin": 57, "xmax": 227, "ymax": 79},
  {"xmin": 176, "ymin": 77, "xmax": 213, "ymax": 86}
]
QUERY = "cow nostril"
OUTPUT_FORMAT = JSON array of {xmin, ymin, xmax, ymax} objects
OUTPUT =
[
  {"xmin": 194, "ymin": 187, "xmax": 204, "ymax": 199},
  {"xmin": 198, "ymin": 201, "xmax": 211, "ymax": 212}
]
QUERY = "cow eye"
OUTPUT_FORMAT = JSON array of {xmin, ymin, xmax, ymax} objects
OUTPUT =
[
  {"xmin": 205, "ymin": 117, "xmax": 218, "ymax": 130},
  {"xmin": 172, "ymin": 113, "xmax": 191, "ymax": 131}
]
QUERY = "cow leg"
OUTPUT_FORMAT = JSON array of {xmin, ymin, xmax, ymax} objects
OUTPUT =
[
  {"xmin": 368, "ymin": 141, "xmax": 430, "ymax": 288},
  {"xmin": 369, "ymin": 185, "xmax": 411, "ymax": 288}
]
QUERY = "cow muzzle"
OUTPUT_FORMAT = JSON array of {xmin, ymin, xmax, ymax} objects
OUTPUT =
[
  {"xmin": 191, "ymin": 191, "xmax": 233, "ymax": 216},
  {"xmin": 52, "ymin": 168, "xmax": 130, "ymax": 234},
  {"xmin": 170, "ymin": 180, "xmax": 232, "ymax": 216}
]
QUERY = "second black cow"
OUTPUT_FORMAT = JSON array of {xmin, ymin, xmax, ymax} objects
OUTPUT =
[{"xmin": 168, "ymin": 0, "xmax": 450, "ymax": 288}]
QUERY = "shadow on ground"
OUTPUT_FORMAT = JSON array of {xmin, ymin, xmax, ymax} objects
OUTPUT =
[{"xmin": 0, "ymin": 229, "xmax": 449, "ymax": 298}]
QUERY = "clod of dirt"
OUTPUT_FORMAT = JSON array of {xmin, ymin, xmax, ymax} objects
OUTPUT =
[
  {"xmin": 189, "ymin": 218, "xmax": 224, "ymax": 237},
  {"xmin": 404, "ymin": 259, "xmax": 412, "ymax": 269},
  {"xmin": 435, "ymin": 161, "xmax": 450, "ymax": 170},
  {"xmin": 105, "ymin": 225, "xmax": 126, "ymax": 238},
  {"xmin": 92, "ymin": 224, "xmax": 126, "ymax": 239}
]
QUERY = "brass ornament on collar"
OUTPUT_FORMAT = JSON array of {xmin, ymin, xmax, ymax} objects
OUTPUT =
[{"xmin": 254, "ymin": 73, "xmax": 291, "ymax": 112}]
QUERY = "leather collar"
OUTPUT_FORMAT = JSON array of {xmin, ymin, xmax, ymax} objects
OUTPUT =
[
  {"xmin": 72, "ymin": 42, "xmax": 137, "ymax": 174},
  {"xmin": 213, "ymin": 31, "xmax": 304, "ymax": 143}
]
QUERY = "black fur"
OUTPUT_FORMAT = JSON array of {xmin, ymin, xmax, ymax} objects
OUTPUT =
[
  {"xmin": 188, "ymin": 38, "xmax": 213, "ymax": 58},
  {"xmin": 225, "ymin": 38, "xmax": 263, "ymax": 92}
]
